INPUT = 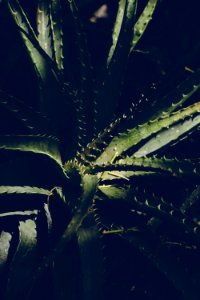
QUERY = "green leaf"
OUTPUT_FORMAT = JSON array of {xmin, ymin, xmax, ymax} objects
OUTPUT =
[
  {"xmin": 52, "ymin": 214, "xmax": 104, "ymax": 300},
  {"xmin": 134, "ymin": 114, "xmax": 200, "ymax": 157},
  {"xmin": 96, "ymin": 102, "xmax": 200, "ymax": 163},
  {"xmin": 0, "ymin": 186, "xmax": 51, "ymax": 196},
  {"xmin": 131, "ymin": 0, "xmax": 158, "ymax": 51},
  {"xmin": 118, "ymin": 69, "xmax": 200, "ymax": 132},
  {"xmin": 94, "ymin": 0, "xmax": 137, "ymax": 132},
  {"xmin": 66, "ymin": 0, "xmax": 92, "ymax": 88},
  {"xmin": 60, "ymin": 174, "xmax": 98, "ymax": 243},
  {"xmin": 98, "ymin": 185, "xmax": 128, "ymax": 199},
  {"xmin": 8, "ymin": 0, "xmax": 53, "ymax": 82},
  {"xmin": 99, "ymin": 170, "xmax": 158, "ymax": 182},
  {"xmin": 0, "ymin": 231, "xmax": 12, "ymax": 283},
  {"xmin": 0, "ymin": 161, "xmax": 66, "ymax": 202},
  {"xmin": 50, "ymin": 0, "xmax": 64, "ymax": 71},
  {"xmin": 116, "ymin": 156, "xmax": 200, "ymax": 178},
  {"xmin": 0, "ymin": 135, "xmax": 70, "ymax": 189},
  {"xmin": 0, "ymin": 211, "xmax": 38, "ymax": 218},
  {"xmin": 90, "ymin": 158, "xmax": 167, "ymax": 175},
  {"xmin": 66, "ymin": 0, "xmax": 95, "ymax": 148},
  {"xmin": 37, "ymin": 0, "xmax": 53, "ymax": 58},
  {"xmin": 5, "ymin": 219, "xmax": 39, "ymax": 299},
  {"xmin": 0, "ymin": 135, "xmax": 62, "ymax": 165},
  {"xmin": 107, "ymin": 0, "xmax": 127, "ymax": 66},
  {"xmin": 155, "ymin": 69, "xmax": 200, "ymax": 117}
]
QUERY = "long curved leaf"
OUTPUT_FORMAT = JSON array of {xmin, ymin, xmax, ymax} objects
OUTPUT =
[
  {"xmin": 0, "ymin": 186, "xmax": 51, "ymax": 196},
  {"xmin": 0, "ymin": 231, "xmax": 12, "ymax": 292},
  {"xmin": 65, "ymin": 0, "xmax": 95, "ymax": 149},
  {"xmin": 50, "ymin": 0, "xmax": 64, "ymax": 71},
  {"xmin": 117, "ymin": 156, "xmax": 200, "ymax": 177},
  {"xmin": 134, "ymin": 114, "xmax": 200, "ymax": 157},
  {"xmin": 107, "ymin": 0, "xmax": 127, "ymax": 66},
  {"xmin": 8, "ymin": 0, "xmax": 53, "ymax": 82},
  {"xmin": 96, "ymin": 102, "xmax": 200, "ymax": 163},
  {"xmin": 94, "ymin": 0, "xmax": 137, "ymax": 132},
  {"xmin": 37, "ymin": 0, "xmax": 53, "ymax": 58},
  {"xmin": 0, "ymin": 135, "xmax": 62, "ymax": 165},
  {"xmin": 131, "ymin": 0, "xmax": 158, "ymax": 51},
  {"xmin": 5, "ymin": 219, "xmax": 39, "ymax": 299}
]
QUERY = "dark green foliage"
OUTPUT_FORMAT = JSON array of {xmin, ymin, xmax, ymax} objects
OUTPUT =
[{"xmin": 0, "ymin": 0, "xmax": 200, "ymax": 299}]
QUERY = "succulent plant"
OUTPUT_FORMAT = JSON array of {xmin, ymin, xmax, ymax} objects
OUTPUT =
[{"xmin": 0, "ymin": 0, "xmax": 200, "ymax": 299}]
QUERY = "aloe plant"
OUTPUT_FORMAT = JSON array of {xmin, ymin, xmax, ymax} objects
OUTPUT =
[{"xmin": 0, "ymin": 0, "xmax": 200, "ymax": 299}]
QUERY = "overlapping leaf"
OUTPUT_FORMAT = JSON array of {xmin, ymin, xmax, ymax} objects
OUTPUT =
[
  {"xmin": 96, "ymin": 102, "xmax": 200, "ymax": 164},
  {"xmin": 94, "ymin": 0, "xmax": 137, "ymax": 132},
  {"xmin": 5, "ymin": 219, "xmax": 39, "ymax": 299}
]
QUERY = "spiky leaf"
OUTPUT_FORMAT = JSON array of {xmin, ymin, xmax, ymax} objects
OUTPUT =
[{"xmin": 96, "ymin": 102, "xmax": 200, "ymax": 163}]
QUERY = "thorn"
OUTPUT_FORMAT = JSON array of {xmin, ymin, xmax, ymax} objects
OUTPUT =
[{"xmin": 184, "ymin": 66, "xmax": 194, "ymax": 73}]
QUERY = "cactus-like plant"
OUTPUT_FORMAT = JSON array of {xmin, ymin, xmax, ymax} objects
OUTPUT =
[{"xmin": 0, "ymin": 0, "xmax": 200, "ymax": 299}]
